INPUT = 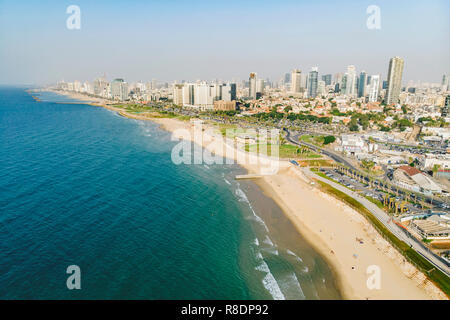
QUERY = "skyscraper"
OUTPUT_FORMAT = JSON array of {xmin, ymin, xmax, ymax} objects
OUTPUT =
[
  {"xmin": 290, "ymin": 69, "xmax": 302, "ymax": 93},
  {"xmin": 182, "ymin": 83, "xmax": 194, "ymax": 105},
  {"xmin": 358, "ymin": 71, "xmax": 367, "ymax": 98},
  {"xmin": 308, "ymin": 68, "xmax": 318, "ymax": 98},
  {"xmin": 256, "ymin": 79, "xmax": 265, "ymax": 98},
  {"xmin": 442, "ymin": 75, "xmax": 450, "ymax": 92},
  {"xmin": 249, "ymin": 72, "xmax": 257, "ymax": 99},
  {"xmin": 343, "ymin": 65, "xmax": 357, "ymax": 97},
  {"xmin": 284, "ymin": 73, "xmax": 291, "ymax": 84},
  {"xmin": 173, "ymin": 84, "xmax": 184, "ymax": 105},
  {"xmin": 221, "ymin": 83, "xmax": 236, "ymax": 101},
  {"xmin": 110, "ymin": 78, "xmax": 129, "ymax": 101},
  {"xmin": 321, "ymin": 74, "xmax": 332, "ymax": 86},
  {"xmin": 385, "ymin": 56, "xmax": 404, "ymax": 105},
  {"xmin": 368, "ymin": 75, "xmax": 380, "ymax": 102}
]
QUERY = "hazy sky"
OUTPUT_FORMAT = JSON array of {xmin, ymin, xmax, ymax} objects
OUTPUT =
[{"xmin": 0, "ymin": 0, "xmax": 449, "ymax": 85}]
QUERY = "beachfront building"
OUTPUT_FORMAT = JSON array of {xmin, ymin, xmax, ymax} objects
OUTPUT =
[
  {"xmin": 173, "ymin": 82, "xmax": 236, "ymax": 110},
  {"xmin": 393, "ymin": 165, "xmax": 442, "ymax": 195},
  {"xmin": 410, "ymin": 214, "xmax": 450, "ymax": 240},
  {"xmin": 110, "ymin": 78, "xmax": 129, "ymax": 101},
  {"xmin": 173, "ymin": 84, "xmax": 184, "ymax": 105},
  {"xmin": 335, "ymin": 134, "xmax": 367, "ymax": 158},
  {"xmin": 93, "ymin": 77, "xmax": 109, "ymax": 97}
]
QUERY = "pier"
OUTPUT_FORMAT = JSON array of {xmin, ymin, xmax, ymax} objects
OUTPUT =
[{"xmin": 235, "ymin": 174, "xmax": 264, "ymax": 180}]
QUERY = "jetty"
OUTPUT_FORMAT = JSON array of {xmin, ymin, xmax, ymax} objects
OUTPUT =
[{"xmin": 235, "ymin": 174, "xmax": 264, "ymax": 180}]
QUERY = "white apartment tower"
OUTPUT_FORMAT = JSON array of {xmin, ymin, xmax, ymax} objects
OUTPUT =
[
  {"xmin": 290, "ymin": 69, "xmax": 302, "ymax": 93},
  {"xmin": 386, "ymin": 56, "xmax": 404, "ymax": 105},
  {"xmin": 368, "ymin": 75, "xmax": 380, "ymax": 102}
]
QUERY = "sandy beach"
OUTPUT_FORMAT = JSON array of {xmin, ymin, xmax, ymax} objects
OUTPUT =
[{"xmin": 48, "ymin": 90, "xmax": 447, "ymax": 300}]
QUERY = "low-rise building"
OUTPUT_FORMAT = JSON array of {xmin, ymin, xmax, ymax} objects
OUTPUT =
[
  {"xmin": 410, "ymin": 214, "xmax": 450, "ymax": 240},
  {"xmin": 393, "ymin": 165, "xmax": 442, "ymax": 195},
  {"xmin": 213, "ymin": 100, "xmax": 236, "ymax": 111}
]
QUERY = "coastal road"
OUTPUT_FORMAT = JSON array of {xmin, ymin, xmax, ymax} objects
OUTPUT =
[
  {"xmin": 302, "ymin": 167, "xmax": 450, "ymax": 278},
  {"xmin": 284, "ymin": 128, "xmax": 449, "ymax": 209},
  {"xmin": 284, "ymin": 128, "xmax": 357, "ymax": 170}
]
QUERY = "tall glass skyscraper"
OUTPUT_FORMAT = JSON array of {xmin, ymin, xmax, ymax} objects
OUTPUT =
[
  {"xmin": 308, "ymin": 68, "xmax": 318, "ymax": 98},
  {"xmin": 386, "ymin": 56, "xmax": 404, "ymax": 105},
  {"xmin": 290, "ymin": 69, "xmax": 302, "ymax": 93},
  {"xmin": 358, "ymin": 71, "xmax": 367, "ymax": 98}
]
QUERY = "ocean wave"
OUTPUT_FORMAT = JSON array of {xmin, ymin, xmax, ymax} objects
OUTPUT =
[
  {"xmin": 261, "ymin": 247, "xmax": 279, "ymax": 256},
  {"xmin": 234, "ymin": 187, "xmax": 249, "ymax": 203},
  {"xmin": 255, "ymin": 261, "xmax": 285, "ymax": 300},
  {"xmin": 278, "ymin": 272, "xmax": 306, "ymax": 300},
  {"xmin": 235, "ymin": 186, "xmax": 270, "ymax": 233},
  {"xmin": 286, "ymin": 249, "xmax": 303, "ymax": 263},
  {"xmin": 223, "ymin": 178, "xmax": 231, "ymax": 185},
  {"xmin": 263, "ymin": 235, "xmax": 274, "ymax": 247}
]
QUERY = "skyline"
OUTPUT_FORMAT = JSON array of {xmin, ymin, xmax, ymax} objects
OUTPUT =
[{"xmin": 0, "ymin": 0, "xmax": 449, "ymax": 85}]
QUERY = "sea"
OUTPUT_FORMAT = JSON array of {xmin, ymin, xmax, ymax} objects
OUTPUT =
[{"xmin": 0, "ymin": 86, "xmax": 341, "ymax": 299}]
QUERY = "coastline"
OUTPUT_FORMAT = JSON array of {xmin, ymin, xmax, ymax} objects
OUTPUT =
[{"xmin": 44, "ymin": 89, "xmax": 447, "ymax": 300}]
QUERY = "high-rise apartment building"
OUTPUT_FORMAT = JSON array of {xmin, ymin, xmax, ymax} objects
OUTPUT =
[
  {"xmin": 368, "ymin": 75, "xmax": 380, "ymax": 102},
  {"xmin": 221, "ymin": 83, "xmax": 236, "ymax": 101},
  {"xmin": 385, "ymin": 56, "xmax": 404, "ymax": 105},
  {"xmin": 290, "ymin": 69, "xmax": 302, "ymax": 93},
  {"xmin": 308, "ymin": 68, "xmax": 318, "ymax": 98},
  {"xmin": 173, "ymin": 84, "xmax": 184, "ymax": 105},
  {"xmin": 93, "ymin": 77, "xmax": 108, "ymax": 97},
  {"xmin": 358, "ymin": 71, "xmax": 367, "ymax": 98},
  {"xmin": 256, "ymin": 79, "xmax": 264, "ymax": 98},
  {"xmin": 442, "ymin": 75, "xmax": 450, "ymax": 92},
  {"xmin": 182, "ymin": 83, "xmax": 195, "ymax": 105},
  {"xmin": 321, "ymin": 74, "xmax": 332, "ymax": 86},
  {"xmin": 343, "ymin": 65, "xmax": 357, "ymax": 97},
  {"xmin": 110, "ymin": 78, "xmax": 129, "ymax": 101},
  {"xmin": 284, "ymin": 73, "xmax": 291, "ymax": 84},
  {"xmin": 249, "ymin": 73, "xmax": 257, "ymax": 99}
]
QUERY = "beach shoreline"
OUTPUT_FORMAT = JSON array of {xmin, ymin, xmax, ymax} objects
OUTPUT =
[{"xmin": 42, "ymin": 89, "xmax": 447, "ymax": 300}]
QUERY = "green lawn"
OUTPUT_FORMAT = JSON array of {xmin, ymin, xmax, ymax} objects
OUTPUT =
[
  {"xmin": 245, "ymin": 143, "xmax": 321, "ymax": 159},
  {"xmin": 299, "ymin": 134, "xmax": 325, "ymax": 146}
]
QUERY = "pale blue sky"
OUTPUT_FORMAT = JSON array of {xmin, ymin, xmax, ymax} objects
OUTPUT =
[{"xmin": 0, "ymin": 0, "xmax": 448, "ymax": 85}]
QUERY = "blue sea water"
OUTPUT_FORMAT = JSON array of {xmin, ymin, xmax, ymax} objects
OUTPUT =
[{"xmin": 0, "ymin": 87, "xmax": 341, "ymax": 299}]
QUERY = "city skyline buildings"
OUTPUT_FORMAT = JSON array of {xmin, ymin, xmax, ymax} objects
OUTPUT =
[{"xmin": 0, "ymin": 1, "xmax": 448, "ymax": 85}]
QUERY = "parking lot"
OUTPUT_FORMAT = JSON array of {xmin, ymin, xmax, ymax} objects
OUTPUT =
[{"xmin": 318, "ymin": 168, "xmax": 423, "ymax": 215}]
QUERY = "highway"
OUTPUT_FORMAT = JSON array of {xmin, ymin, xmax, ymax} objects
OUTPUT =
[{"xmin": 302, "ymin": 167, "xmax": 450, "ymax": 277}]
